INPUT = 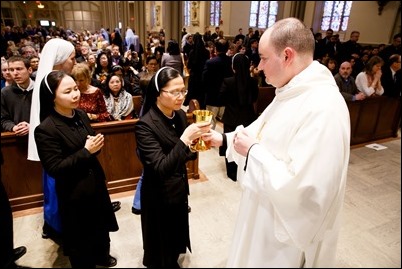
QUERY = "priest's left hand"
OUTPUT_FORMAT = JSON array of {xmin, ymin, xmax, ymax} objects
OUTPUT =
[{"xmin": 233, "ymin": 129, "xmax": 259, "ymax": 157}]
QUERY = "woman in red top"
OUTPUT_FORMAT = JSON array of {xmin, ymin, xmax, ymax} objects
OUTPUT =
[{"xmin": 71, "ymin": 63, "xmax": 112, "ymax": 122}]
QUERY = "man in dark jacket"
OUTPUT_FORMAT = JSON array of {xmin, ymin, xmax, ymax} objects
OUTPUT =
[
  {"xmin": 334, "ymin": 61, "xmax": 366, "ymax": 101},
  {"xmin": 202, "ymin": 38, "xmax": 233, "ymax": 128},
  {"xmin": 338, "ymin": 30, "xmax": 362, "ymax": 63},
  {"xmin": 379, "ymin": 33, "xmax": 401, "ymax": 63},
  {"xmin": 1, "ymin": 56, "xmax": 33, "ymax": 134},
  {"xmin": 381, "ymin": 54, "xmax": 401, "ymax": 98}
]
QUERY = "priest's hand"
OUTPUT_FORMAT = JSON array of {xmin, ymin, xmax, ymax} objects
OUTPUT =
[
  {"xmin": 202, "ymin": 128, "xmax": 223, "ymax": 147},
  {"xmin": 233, "ymin": 129, "xmax": 259, "ymax": 157}
]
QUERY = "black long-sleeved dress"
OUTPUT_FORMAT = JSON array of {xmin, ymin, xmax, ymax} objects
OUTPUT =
[
  {"xmin": 34, "ymin": 109, "xmax": 118, "ymax": 267},
  {"xmin": 135, "ymin": 106, "xmax": 197, "ymax": 268}
]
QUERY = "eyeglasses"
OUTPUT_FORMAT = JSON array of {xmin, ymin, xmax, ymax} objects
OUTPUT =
[{"xmin": 161, "ymin": 90, "xmax": 188, "ymax": 97}]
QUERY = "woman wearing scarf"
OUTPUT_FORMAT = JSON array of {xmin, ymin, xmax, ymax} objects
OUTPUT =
[{"xmin": 103, "ymin": 73, "xmax": 134, "ymax": 120}]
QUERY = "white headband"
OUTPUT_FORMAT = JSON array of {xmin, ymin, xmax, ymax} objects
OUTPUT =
[
  {"xmin": 154, "ymin": 66, "xmax": 170, "ymax": 92},
  {"xmin": 232, "ymin": 52, "xmax": 241, "ymax": 65},
  {"xmin": 43, "ymin": 73, "xmax": 52, "ymax": 94}
]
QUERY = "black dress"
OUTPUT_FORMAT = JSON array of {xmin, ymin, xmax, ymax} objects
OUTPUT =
[
  {"xmin": 135, "ymin": 106, "xmax": 197, "ymax": 268},
  {"xmin": 34, "ymin": 109, "xmax": 118, "ymax": 267}
]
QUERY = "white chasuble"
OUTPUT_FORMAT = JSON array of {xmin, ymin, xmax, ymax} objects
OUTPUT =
[{"xmin": 225, "ymin": 61, "xmax": 351, "ymax": 268}]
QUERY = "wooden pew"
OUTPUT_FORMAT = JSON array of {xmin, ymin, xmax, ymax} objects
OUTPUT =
[
  {"xmin": 188, "ymin": 98, "xmax": 200, "ymax": 113},
  {"xmin": 2, "ymin": 114, "xmax": 199, "ymax": 212},
  {"xmin": 1, "ymin": 134, "xmax": 43, "ymax": 211},
  {"xmin": 253, "ymin": 87, "xmax": 400, "ymax": 145},
  {"xmin": 347, "ymin": 96, "xmax": 401, "ymax": 145},
  {"xmin": 132, "ymin": 95, "xmax": 142, "ymax": 117}
]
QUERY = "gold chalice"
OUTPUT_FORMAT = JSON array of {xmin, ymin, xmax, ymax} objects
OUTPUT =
[{"xmin": 190, "ymin": 110, "xmax": 214, "ymax": 152}]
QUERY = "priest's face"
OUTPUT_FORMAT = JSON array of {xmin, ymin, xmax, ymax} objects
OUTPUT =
[{"xmin": 257, "ymin": 30, "xmax": 288, "ymax": 88}]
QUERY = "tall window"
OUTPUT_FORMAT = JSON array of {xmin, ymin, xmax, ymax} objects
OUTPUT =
[
  {"xmin": 184, "ymin": 1, "xmax": 191, "ymax": 26},
  {"xmin": 321, "ymin": 1, "xmax": 353, "ymax": 31},
  {"xmin": 63, "ymin": 2, "xmax": 102, "ymax": 33},
  {"xmin": 249, "ymin": 1, "xmax": 278, "ymax": 29},
  {"xmin": 1, "ymin": 7, "xmax": 14, "ymax": 26},
  {"xmin": 210, "ymin": 1, "xmax": 222, "ymax": 26}
]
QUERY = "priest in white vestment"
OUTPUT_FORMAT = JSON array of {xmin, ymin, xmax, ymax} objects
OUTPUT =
[{"xmin": 203, "ymin": 18, "xmax": 350, "ymax": 268}]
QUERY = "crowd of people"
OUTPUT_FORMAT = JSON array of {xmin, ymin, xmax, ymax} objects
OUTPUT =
[
  {"xmin": 314, "ymin": 30, "xmax": 401, "ymax": 99},
  {"xmin": 1, "ymin": 20, "xmax": 401, "ymax": 268}
]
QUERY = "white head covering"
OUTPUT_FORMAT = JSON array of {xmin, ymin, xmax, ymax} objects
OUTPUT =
[
  {"xmin": 125, "ymin": 27, "xmax": 136, "ymax": 51},
  {"xmin": 100, "ymin": 28, "xmax": 110, "ymax": 43},
  {"xmin": 27, "ymin": 38, "xmax": 75, "ymax": 161}
]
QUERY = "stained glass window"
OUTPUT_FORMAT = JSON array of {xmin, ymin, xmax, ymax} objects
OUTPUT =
[
  {"xmin": 321, "ymin": 1, "xmax": 353, "ymax": 32},
  {"xmin": 210, "ymin": 1, "xmax": 222, "ymax": 26},
  {"xmin": 249, "ymin": 1, "xmax": 278, "ymax": 29},
  {"xmin": 184, "ymin": 1, "xmax": 191, "ymax": 26}
]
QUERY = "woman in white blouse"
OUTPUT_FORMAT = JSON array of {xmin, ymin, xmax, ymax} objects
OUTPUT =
[{"xmin": 355, "ymin": 56, "xmax": 385, "ymax": 97}]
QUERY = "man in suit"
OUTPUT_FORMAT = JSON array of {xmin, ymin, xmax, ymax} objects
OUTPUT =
[
  {"xmin": 211, "ymin": 26, "xmax": 220, "ymax": 41},
  {"xmin": 110, "ymin": 44, "xmax": 124, "ymax": 66},
  {"xmin": 334, "ymin": 61, "xmax": 366, "ymax": 101},
  {"xmin": 246, "ymin": 38, "xmax": 260, "ymax": 67},
  {"xmin": 315, "ymin": 28, "xmax": 333, "ymax": 60},
  {"xmin": 339, "ymin": 30, "xmax": 362, "ymax": 63},
  {"xmin": 381, "ymin": 54, "xmax": 401, "ymax": 98},
  {"xmin": 379, "ymin": 33, "xmax": 401, "ymax": 63},
  {"xmin": 234, "ymin": 28, "xmax": 245, "ymax": 43},
  {"xmin": 202, "ymin": 38, "xmax": 233, "ymax": 127},
  {"xmin": 75, "ymin": 44, "xmax": 91, "ymax": 63}
]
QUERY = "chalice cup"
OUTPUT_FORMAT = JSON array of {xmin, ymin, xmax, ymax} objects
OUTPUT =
[{"xmin": 190, "ymin": 110, "xmax": 214, "ymax": 152}]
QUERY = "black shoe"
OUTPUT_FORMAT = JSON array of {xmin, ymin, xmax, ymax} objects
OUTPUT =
[
  {"xmin": 112, "ymin": 201, "xmax": 121, "ymax": 212},
  {"xmin": 131, "ymin": 207, "xmax": 141, "ymax": 215},
  {"xmin": 13, "ymin": 246, "xmax": 27, "ymax": 261},
  {"xmin": 41, "ymin": 223, "xmax": 61, "ymax": 240},
  {"xmin": 41, "ymin": 222, "xmax": 49, "ymax": 239},
  {"xmin": 96, "ymin": 255, "xmax": 117, "ymax": 267},
  {"xmin": 41, "ymin": 229, "xmax": 51, "ymax": 239}
]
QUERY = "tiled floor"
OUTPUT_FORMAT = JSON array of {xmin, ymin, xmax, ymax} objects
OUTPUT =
[{"xmin": 12, "ymin": 125, "xmax": 401, "ymax": 268}]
